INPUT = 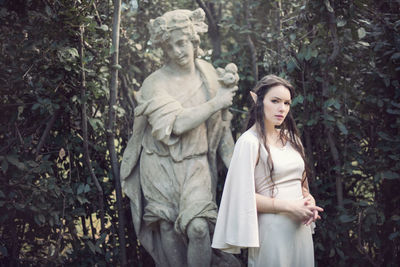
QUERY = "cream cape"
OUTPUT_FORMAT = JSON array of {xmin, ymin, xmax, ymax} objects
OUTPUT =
[{"xmin": 211, "ymin": 130, "xmax": 265, "ymax": 253}]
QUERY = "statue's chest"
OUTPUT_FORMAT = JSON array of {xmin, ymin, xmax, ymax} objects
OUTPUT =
[{"xmin": 165, "ymin": 75, "xmax": 208, "ymax": 106}]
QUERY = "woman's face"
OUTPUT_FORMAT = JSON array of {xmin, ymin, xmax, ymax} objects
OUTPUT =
[
  {"xmin": 164, "ymin": 29, "xmax": 194, "ymax": 68},
  {"xmin": 262, "ymin": 85, "xmax": 292, "ymax": 127}
]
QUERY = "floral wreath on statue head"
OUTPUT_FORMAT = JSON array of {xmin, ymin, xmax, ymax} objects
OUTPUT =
[{"xmin": 148, "ymin": 8, "xmax": 208, "ymax": 57}]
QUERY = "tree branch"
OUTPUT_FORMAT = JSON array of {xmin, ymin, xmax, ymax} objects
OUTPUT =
[
  {"xmin": 327, "ymin": 11, "xmax": 339, "ymax": 64},
  {"xmin": 357, "ymin": 211, "xmax": 380, "ymax": 267},
  {"xmin": 322, "ymin": 1, "xmax": 343, "ymax": 207},
  {"xmin": 195, "ymin": 0, "xmax": 217, "ymax": 31},
  {"xmin": 79, "ymin": 25, "xmax": 105, "ymax": 232},
  {"xmin": 120, "ymin": 73, "xmax": 135, "ymax": 112},
  {"xmin": 92, "ymin": 1, "xmax": 103, "ymax": 26},
  {"xmin": 195, "ymin": 0, "xmax": 221, "ymax": 60},
  {"xmin": 107, "ymin": 1, "xmax": 127, "ymax": 265},
  {"xmin": 244, "ymin": 0, "xmax": 258, "ymax": 82},
  {"xmin": 35, "ymin": 111, "xmax": 59, "ymax": 157}
]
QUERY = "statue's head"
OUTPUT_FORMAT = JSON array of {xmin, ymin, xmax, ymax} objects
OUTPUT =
[{"xmin": 148, "ymin": 8, "xmax": 208, "ymax": 59}]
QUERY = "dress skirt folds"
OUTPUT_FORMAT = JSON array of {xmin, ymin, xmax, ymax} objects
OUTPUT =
[{"xmin": 212, "ymin": 129, "xmax": 315, "ymax": 267}]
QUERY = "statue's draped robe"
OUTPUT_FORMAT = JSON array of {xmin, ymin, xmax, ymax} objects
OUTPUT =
[{"xmin": 120, "ymin": 59, "xmax": 234, "ymax": 266}]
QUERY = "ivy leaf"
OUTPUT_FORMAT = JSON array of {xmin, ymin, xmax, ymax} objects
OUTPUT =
[
  {"xmin": 98, "ymin": 24, "xmax": 109, "ymax": 31},
  {"xmin": 337, "ymin": 17, "xmax": 347, "ymax": 27},
  {"xmin": 339, "ymin": 214, "xmax": 357, "ymax": 223},
  {"xmin": 6, "ymin": 155, "xmax": 26, "ymax": 171},
  {"xmin": 87, "ymin": 240, "xmax": 96, "ymax": 254},
  {"xmin": 324, "ymin": 0, "xmax": 334, "ymax": 12},
  {"xmin": 337, "ymin": 121, "xmax": 348, "ymax": 135},
  {"xmin": 389, "ymin": 232, "xmax": 399, "ymax": 240},
  {"xmin": 358, "ymin": 27, "xmax": 366, "ymax": 39},
  {"xmin": 84, "ymin": 184, "xmax": 90, "ymax": 193},
  {"xmin": 67, "ymin": 48, "xmax": 79, "ymax": 58},
  {"xmin": 38, "ymin": 214, "xmax": 45, "ymax": 224},
  {"xmin": 391, "ymin": 215, "xmax": 400, "ymax": 221},
  {"xmin": 381, "ymin": 171, "xmax": 400, "ymax": 180},
  {"xmin": 291, "ymin": 95, "xmax": 304, "ymax": 106},
  {"xmin": 77, "ymin": 183, "xmax": 85, "ymax": 195}
]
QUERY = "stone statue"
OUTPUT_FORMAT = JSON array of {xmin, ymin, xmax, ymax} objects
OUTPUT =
[{"xmin": 120, "ymin": 8, "xmax": 240, "ymax": 267}]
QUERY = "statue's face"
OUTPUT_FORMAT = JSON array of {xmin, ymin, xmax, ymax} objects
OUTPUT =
[{"xmin": 164, "ymin": 29, "xmax": 194, "ymax": 67}]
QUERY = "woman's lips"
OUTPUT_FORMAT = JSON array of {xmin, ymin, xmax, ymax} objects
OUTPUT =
[{"xmin": 275, "ymin": 115, "xmax": 284, "ymax": 119}]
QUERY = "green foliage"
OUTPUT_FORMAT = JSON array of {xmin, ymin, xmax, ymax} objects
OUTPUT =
[{"xmin": 1, "ymin": 0, "xmax": 399, "ymax": 266}]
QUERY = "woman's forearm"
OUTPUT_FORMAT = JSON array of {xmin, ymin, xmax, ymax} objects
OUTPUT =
[{"xmin": 255, "ymin": 193, "xmax": 291, "ymax": 214}]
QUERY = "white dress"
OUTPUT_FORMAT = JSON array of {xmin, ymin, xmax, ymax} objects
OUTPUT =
[{"xmin": 212, "ymin": 129, "xmax": 315, "ymax": 267}]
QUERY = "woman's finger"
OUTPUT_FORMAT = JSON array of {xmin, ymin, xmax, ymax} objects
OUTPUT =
[{"xmin": 313, "ymin": 210, "xmax": 318, "ymax": 220}]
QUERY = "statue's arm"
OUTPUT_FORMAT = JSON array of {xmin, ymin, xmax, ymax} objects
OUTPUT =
[
  {"xmin": 172, "ymin": 85, "xmax": 237, "ymax": 135},
  {"xmin": 139, "ymin": 71, "xmax": 236, "ymax": 137}
]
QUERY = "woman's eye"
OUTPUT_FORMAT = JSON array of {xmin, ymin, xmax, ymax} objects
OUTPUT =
[
  {"xmin": 285, "ymin": 102, "xmax": 291, "ymax": 105},
  {"xmin": 271, "ymin": 100, "xmax": 278, "ymax": 103}
]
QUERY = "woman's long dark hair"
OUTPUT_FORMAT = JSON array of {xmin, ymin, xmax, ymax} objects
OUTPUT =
[{"xmin": 246, "ymin": 75, "xmax": 311, "ymax": 196}]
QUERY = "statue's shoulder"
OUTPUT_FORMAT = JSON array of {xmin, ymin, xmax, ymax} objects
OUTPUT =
[
  {"xmin": 195, "ymin": 59, "xmax": 219, "ymax": 89},
  {"xmin": 196, "ymin": 58, "xmax": 217, "ymax": 73},
  {"xmin": 141, "ymin": 69, "xmax": 167, "ymax": 90},
  {"xmin": 138, "ymin": 68, "xmax": 170, "ymax": 100}
]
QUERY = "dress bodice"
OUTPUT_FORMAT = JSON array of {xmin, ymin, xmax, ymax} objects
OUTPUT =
[{"xmin": 250, "ymin": 131, "xmax": 305, "ymax": 200}]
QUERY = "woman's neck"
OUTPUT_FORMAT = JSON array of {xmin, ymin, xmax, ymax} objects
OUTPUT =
[
  {"xmin": 264, "ymin": 121, "xmax": 277, "ymax": 136},
  {"xmin": 264, "ymin": 121, "xmax": 281, "ymax": 145}
]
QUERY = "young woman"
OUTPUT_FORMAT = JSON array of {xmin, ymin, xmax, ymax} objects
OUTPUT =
[{"xmin": 212, "ymin": 75, "xmax": 323, "ymax": 267}]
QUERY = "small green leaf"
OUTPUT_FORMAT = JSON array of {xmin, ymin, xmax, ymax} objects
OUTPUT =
[
  {"xmin": 87, "ymin": 240, "xmax": 96, "ymax": 254},
  {"xmin": 77, "ymin": 183, "xmax": 85, "ymax": 195},
  {"xmin": 292, "ymin": 95, "xmax": 304, "ymax": 106},
  {"xmin": 381, "ymin": 171, "xmax": 400, "ymax": 180},
  {"xmin": 323, "ymin": 114, "xmax": 335, "ymax": 122},
  {"xmin": 324, "ymin": 0, "xmax": 334, "ymax": 12},
  {"xmin": 67, "ymin": 48, "xmax": 79, "ymax": 58},
  {"xmin": 339, "ymin": 214, "xmax": 357, "ymax": 223},
  {"xmin": 112, "ymin": 64, "xmax": 122, "ymax": 70},
  {"xmin": 358, "ymin": 41, "xmax": 370, "ymax": 47},
  {"xmin": 98, "ymin": 24, "xmax": 109, "ymax": 31},
  {"xmin": 337, "ymin": 121, "xmax": 348, "ymax": 135},
  {"xmin": 84, "ymin": 184, "xmax": 90, "ymax": 193},
  {"xmin": 6, "ymin": 155, "xmax": 26, "ymax": 170},
  {"xmin": 77, "ymin": 195, "xmax": 89, "ymax": 204},
  {"xmin": 323, "ymin": 98, "xmax": 339, "ymax": 109},
  {"xmin": 337, "ymin": 17, "xmax": 346, "ymax": 27},
  {"xmin": 389, "ymin": 232, "xmax": 399, "ymax": 240},
  {"xmin": 0, "ymin": 245, "xmax": 8, "ymax": 257},
  {"xmin": 1, "ymin": 160, "xmax": 8, "ymax": 173},
  {"xmin": 358, "ymin": 27, "xmax": 367, "ymax": 39},
  {"xmin": 390, "ymin": 52, "xmax": 400, "ymax": 61},
  {"xmin": 38, "ymin": 214, "xmax": 45, "ymax": 223},
  {"xmin": 391, "ymin": 215, "xmax": 400, "ymax": 221},
  {"xmin": 305, "ymin": 47, "xmax": 312, "ymax": 61}
]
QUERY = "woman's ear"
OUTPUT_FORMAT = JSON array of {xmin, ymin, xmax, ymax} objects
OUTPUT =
[{"xmin": 250, "ymin": 91, "xmax": 258, "ymax": 103}]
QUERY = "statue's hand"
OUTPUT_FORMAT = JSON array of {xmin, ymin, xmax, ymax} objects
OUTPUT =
[{"xmin": 215, "ymin": 85, "xmax": 238, "ymax": 110}]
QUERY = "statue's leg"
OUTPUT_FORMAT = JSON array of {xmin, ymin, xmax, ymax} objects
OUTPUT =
[
  {"xmin": 159, "ymin": 220, "xmax": 187, "ymax": 267},
  {"xmin": 187, "ymin": 218, "xmax": 211, "ymax": 267}
]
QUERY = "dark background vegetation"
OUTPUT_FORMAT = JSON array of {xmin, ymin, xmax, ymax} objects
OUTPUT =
[{"xmin": 0, "ymin": 0, "xmax": 399, "ymax": 266}]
